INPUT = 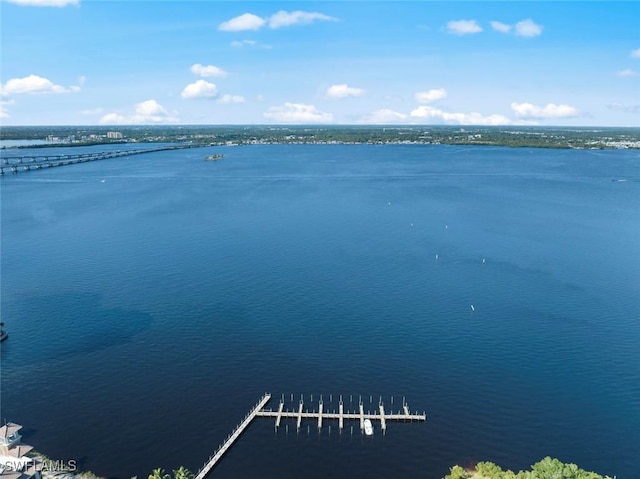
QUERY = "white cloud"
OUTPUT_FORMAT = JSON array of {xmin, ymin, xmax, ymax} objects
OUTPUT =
[
  {"xmin": 99, "ymin": 113, "xmax": 128, "ymax": 124},
  {"xmin": 127, "ymin": 100, "xmax": 173, "ymax": 120},
  {"xmin": 490, "ymin": 21, "xmax": 512, "ymax": 33},
  {"xmin": 219, "ymin": 13, "xmax": 265, "ymax": 32},
  {"xmin": 410, "ymin": 105, "xmax": 511, "ymax": 125},
  {"xmin": 190, "ymin": 64, "xmax": 227, "ymax": 78},
  {"xmin": 446, "ymin": 19, "xmax": 482, "ymax": 35},
  {"xmin": 325, "ymin": 84, "xmax": 365, "ymax": 99},
  {"xmin": 218, "ymin": 94, "xmax": 245, "ymax": 104},
  {"xmin": 1, "ymin": 74, "xmax": 79, "ymax": 95},
  {"xmin": 359, "ymin": 109, "xmax": 408, "ymax": 124},
  {"xmin": 100, "ymin": 100, "xmax": 179, "ymax": 124},
  {"xmin": 631, "ymin": 48, "xmax": 640, "ymax": 59},
  {"xmin": 7, "ymin": 0, "xmax": 78, "ymax": 6},
  {"xmin": 515, "ymin": 19, "xmax": 542, "ymax": 37},
  {"xmin": 181, "ymin": 80, "xmax": 218, "ymax": 99},
  {"xmin": 490, "ymin": 19, "xmax": 541, "ymax": 37},
  {"xmin": 219, "ymin": 10, "xmax": 336, "ymax": 32},
  {"xmin": 268, "ymin": 10, "xmax": 337, "ymax": 29},
  {"xmin": 511, "ymin": 102, "xmax": 579, "ymax": 119},
  {"xmin": 263, "ymin": 102, "xmax": 333, "ymax": 123},
  {"xmin": 616, "ymin": 68, "xmax": 639, "ymax": 77},
  {"xmin": 414, "ymin": 88, "xmax": 447, "ymax": 104},
  {"xmin": 0, "ymin": 99, "xmax": 15, "ymax": 119}
]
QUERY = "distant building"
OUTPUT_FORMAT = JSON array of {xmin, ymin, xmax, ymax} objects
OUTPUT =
[
  {"xmin": 0, "ymin": 423, "xmax": 42, "ymax": 479},
  {"xmin": 106, "ymin": 131, "xmax": 123, "ymax": 139}
]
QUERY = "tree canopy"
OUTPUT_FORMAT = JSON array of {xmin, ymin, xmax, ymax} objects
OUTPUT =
[
  {"xmin": 146, "ymin": 467, "xmax": 194, "ymax": 479},
  {"xmin": 444, "ymin": 456, "xmax": 612, "ymax": 479}
]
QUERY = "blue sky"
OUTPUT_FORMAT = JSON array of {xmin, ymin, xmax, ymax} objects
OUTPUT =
[{"xmin": 1, "ymin": 0, "xmax": 638, "ymax": 126}]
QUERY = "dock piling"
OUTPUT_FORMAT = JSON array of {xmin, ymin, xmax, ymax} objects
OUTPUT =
[
  {"xmin": 297, "ymin": 399, "xmax": 304, "ymax": 430},
  {"xmin": 178, "ymin": 391, "xmax": 428, "ymax": 475}
]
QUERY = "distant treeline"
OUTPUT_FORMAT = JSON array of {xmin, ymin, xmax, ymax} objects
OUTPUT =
[{"xmin": 2, "ymin": 125, "xmax": 639, "ymax": 149}]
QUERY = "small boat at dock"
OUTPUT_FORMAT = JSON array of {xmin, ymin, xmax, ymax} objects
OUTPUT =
[{"xmin": 364, "ymin": 419, "xmax": 373, "ymax": 436}]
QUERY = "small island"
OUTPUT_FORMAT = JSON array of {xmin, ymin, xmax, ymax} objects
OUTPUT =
[{"xmin": 205, "ymin": 154, "xmax": 223, "ymax": 161}]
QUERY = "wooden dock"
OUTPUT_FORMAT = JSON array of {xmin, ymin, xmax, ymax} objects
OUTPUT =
[
  {"xmin": 194, "ymin": 393, "xmax": 271, "ymax": 479},
  {"xmin": 195, "ymin": 393, "xmax": 426, "ymax": 479},
  {"xmin": 255, "ymin": 394, "xmax": 426, "ymax": 434}
]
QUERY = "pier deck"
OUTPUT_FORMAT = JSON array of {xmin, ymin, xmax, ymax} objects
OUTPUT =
[
  {"xmin": 256, "ymin": 395, "xmax": 426, "ymax": 432},
  {"xmin": 195, "ymin": 393, "xmax": 271, "ymax": 479},
  {"xmin": 275, "ymin": 400, "xmax": 284, "ymax": 428},
  {"xmin": 196, "ymin": 393, "xmax": 426, "ymax": 479},
  {"xmin": 256, "ymin": 409, "xmax": 426, "ymax": 422}
]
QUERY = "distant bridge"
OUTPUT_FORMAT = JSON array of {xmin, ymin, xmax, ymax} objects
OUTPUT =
[{"xmin": 0, "ymin": 144, "xmax": 203, "ymax": 175}]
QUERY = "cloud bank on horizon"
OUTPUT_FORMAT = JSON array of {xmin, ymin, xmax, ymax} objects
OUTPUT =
[{"xmin": 1, "ymin": 1, "xmax": 638, "ymax": 126}]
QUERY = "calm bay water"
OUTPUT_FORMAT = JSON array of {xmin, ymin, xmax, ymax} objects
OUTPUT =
[
  {"xmin": 1, "ymin": 144, "xmax": 638, "ymax": 478},
  {"xmin": 0, "ymin": 140, "xmax": 50, "ymax": 148}
]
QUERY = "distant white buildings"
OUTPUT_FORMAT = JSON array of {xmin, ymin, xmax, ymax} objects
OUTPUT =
[
  {"xmin": 0, "ymin": 423, "xmax": 42, "ymax": 479},
  {"xmin": 106, "ymin": 131, "xmax": 123, "ymax": 139}
]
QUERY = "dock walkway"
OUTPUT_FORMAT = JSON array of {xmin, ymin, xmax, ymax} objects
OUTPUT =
[
  {"xmin": 195, "ymin": 393, "xmax": 425, "ymax": 479},
  {"xmin": 256, "ymin": 394, "xmax": 426, "ymax": 433},
  {"xmin": 194, "ymin": 393, "xmax": 271, "ymax": 479}
]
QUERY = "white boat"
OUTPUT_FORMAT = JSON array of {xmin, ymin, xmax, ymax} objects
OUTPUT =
[{"xmin": 363, "ymin": 419, "xmax": 373, "ymax": 436}]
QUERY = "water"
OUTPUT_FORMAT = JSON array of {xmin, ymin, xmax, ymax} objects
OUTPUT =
[
  {"xmin": 0, "ymin": 139, "xmax": 51, "ymax": 148},
  {"xmin": 1, "ymin": 144, "xmax": 639, "ymax": 478}
]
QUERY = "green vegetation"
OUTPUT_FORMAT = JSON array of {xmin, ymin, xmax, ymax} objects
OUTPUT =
[
  {"xmin": 1, "ymin": 125, "xmax": 639, "ymax": 150},
  {"xmin": 147, "ymin": 466, "xmax": 194, "ymax": 479},
  {"xmin": 444, "ymin": 456, "xmax": 614, "ymax": 479}
]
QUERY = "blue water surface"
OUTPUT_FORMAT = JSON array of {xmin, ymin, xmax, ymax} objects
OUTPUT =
[{"xmin": 1, "ymin": 144, "xmax": 639, "ymax": 478}]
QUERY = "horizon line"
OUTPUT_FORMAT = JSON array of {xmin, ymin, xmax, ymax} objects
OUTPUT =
[{"xmin": 2, "ymin": 124, "xmax": 639, "ymax": 129}]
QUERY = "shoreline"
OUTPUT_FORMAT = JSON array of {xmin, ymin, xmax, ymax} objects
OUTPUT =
[
  {"xmin": 1, "ymin": 125, "xmax": 638, "ymax": 150},
  {"xmin": 29, "ymin": 450, "xmax": 103, "ymax": 479}
]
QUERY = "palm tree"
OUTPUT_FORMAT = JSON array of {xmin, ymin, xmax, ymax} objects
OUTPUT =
[
  {"xmin": 173, "ymin": 467, "xmax": 193, "ymax": 479},
  {"xmin": 148, "ymin": 468, "xmax": 165, "ymax": 479}
]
